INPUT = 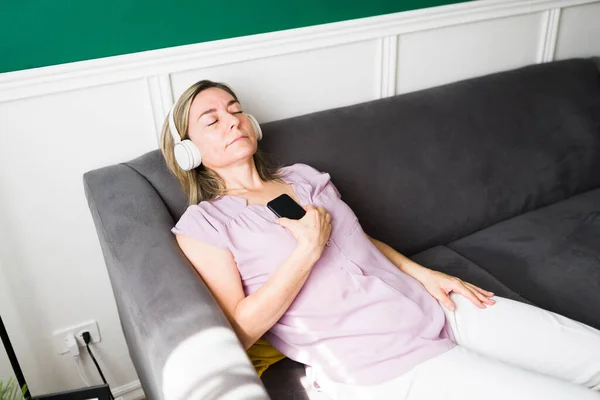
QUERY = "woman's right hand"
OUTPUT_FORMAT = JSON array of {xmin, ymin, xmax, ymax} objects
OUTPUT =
[{"xmin": 275, "ymin": 205, "xmax": 332, "ymax": 257}]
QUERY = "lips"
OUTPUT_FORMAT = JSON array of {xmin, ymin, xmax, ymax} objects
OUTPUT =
[{"xmin": 228, "ymin": 135, "xmax": 248, "ymax": 145}]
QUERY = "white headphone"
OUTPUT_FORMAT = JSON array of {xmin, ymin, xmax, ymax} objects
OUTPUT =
[{"xmin": 168, "ymin": 103, "xmax": 263, "ymax": 171}]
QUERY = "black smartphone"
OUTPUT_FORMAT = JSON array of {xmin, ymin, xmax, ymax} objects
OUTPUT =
[{"xmin": 267, "ymin": 194, "xmax": 306, "ymax": 220}]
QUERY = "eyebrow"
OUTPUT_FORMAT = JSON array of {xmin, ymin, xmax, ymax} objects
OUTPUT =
[{"xmin": 197, "ymin": 99, "xmax": 240, "ymax": 120}]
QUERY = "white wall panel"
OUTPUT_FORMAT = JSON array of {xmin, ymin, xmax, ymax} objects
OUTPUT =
[
  {"xmin": 555, "ymin": 2, "xmax": 600, "ymax": 59},
  {"xmin": 395, "ymin": 13, "xmax": 544, "ymax": 95},
  {"xmin": 171, "ymin": 40, "xmax": 380, "ymax": 123},
  {"xmin": 0, "ymin": 80, "xmax": 157, "ymax": 393}
]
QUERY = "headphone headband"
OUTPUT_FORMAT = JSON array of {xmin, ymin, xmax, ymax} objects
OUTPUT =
[{"xmin": 168, "ymin": 104, "xmax": 181, "ymax": 144}]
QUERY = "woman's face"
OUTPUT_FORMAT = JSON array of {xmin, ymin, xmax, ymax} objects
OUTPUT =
[{"xmin": 187, "ymin": 87, "xmax": 257, "ymax": 169}]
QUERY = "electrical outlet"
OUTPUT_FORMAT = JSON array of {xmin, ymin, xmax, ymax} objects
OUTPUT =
[{"xmin": 52, "ymin": 320, "xmax": 101, "ymax": 355}]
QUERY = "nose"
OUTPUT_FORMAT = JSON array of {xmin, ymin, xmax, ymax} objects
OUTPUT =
[{"xmin": 225, "ymin": 111, "xmax": 240, "ymax": 132}]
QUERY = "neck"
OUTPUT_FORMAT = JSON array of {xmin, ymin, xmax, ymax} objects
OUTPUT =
[{"xmin": 212, "ymin": 158, "xmax": 264, "ymax": 195}]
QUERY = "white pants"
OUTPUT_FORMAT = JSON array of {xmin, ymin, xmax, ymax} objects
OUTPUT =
[{"xmin": 315, "ymin": 293, "xmax": 600, "ymax": 399}]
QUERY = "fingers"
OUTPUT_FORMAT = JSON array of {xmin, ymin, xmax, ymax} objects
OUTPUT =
[
  {"xmin": 439, "ymin": 291, "xmax": 456, "ymax": 311},
  {"xmin": 303, "ymin": 204, "xmax": 323, "ymax": 218},
  {"xmin": 454, "ymin": 284, "xmax": 485, "ymax": 309},
  {"xmin": 317, "ymin": 206, "xmax": 331, "ymax": 221},
  {"xmin": 464, "ymin": 282, "xmax": 496, "ymax": 305},
  {"xmin": 470, "ymin": 287, "xmax": 495, "ymax": 306},
  {"xmin": 303, "ymin": 204, "xmax": 317, "ymax": 212},
  {"xmin": 304, "ymin": 204, "xmax": 331, "ymax": 221},
  {"xmin": 466, "ymin": 282, "xmax": 495, "ymax": 297},
  {"xmin": 304, "ymin": 204, "xmax": 325, "ymax": 213},
  {"xmin": 275, "ymin": 217, "xmax": 290, "ymax": 227}
]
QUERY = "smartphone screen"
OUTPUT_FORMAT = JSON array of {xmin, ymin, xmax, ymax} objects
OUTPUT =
[{"xmin": 267, "ymin": 194, "xmax": 306, "ymax": 220}]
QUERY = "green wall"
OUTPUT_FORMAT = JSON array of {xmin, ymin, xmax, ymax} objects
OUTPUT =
[{"xmin": 0, "ymin": 0, "xmax": 470, "ymax": 74}]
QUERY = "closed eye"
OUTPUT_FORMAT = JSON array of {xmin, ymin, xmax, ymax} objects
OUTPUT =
[
  {"xmin": 206, "ymin": 105, "xmax": 244, "ymax": 127},
  {"xmin": 206, "ymin": 111, "xmax": 243, "ymax": 127}
]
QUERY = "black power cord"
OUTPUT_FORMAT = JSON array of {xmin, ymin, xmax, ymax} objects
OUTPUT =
[{"xmin": 82, "ymin": 331, "xmax": 115, "ymax": 400}]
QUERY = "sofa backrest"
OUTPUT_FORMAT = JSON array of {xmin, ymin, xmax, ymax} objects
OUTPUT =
[{"xmin": 125, "ymin": 58, "xmax": 600, "ymax": 255}]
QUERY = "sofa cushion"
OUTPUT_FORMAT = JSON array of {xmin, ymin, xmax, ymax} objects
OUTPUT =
[
  {"xmin": 260, "ymin": 58, "xmax": 600, "ymax": 256},
  {"xmin": 447, "ymin": 188, "xmax": 600, "ymax": 330},
  {"xmin": 124, "ymin": 59, "xmax": 600, "ymax": 256},
  {"xmin": 410, "ymin": 245, "xmax": 533, "ymax": 306},
  {"xmin": 124, "ymin": 150, "xmax": 189, "ymax": 220}
]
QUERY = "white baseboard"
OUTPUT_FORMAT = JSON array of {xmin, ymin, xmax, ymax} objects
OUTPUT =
[{"xmin": 112, "ymin": 380, "xmax": 145, "ymax": 400}]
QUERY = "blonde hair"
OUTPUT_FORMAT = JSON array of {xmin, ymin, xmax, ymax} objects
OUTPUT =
[{"xmin": 160, "ymin": 80, "xmax": 285, "ymax": 206}]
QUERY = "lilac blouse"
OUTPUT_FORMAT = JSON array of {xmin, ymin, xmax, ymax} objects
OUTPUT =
[{"xmin": 171, "ymin": 163, "xmax": 456, "ymax": 387}]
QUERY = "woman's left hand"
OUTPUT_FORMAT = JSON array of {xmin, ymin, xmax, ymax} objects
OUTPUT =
[{"xmin": 418, "ymin": 270, "xmax": 496, "ymax": 310}]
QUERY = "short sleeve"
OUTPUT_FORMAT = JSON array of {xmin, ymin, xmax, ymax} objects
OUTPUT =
[
  {"xmin": 171, "ymin": 205, "xmax": 228, "ymax": 249},
  {"xmin": 291, "ymin": 163, "xmax": 342, "ymax": 199}
]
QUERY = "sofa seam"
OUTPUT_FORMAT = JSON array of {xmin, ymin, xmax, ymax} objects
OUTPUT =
[
  {"xmin": 442, "ymin": 243, "xmax": 533, "ymax": 303},
  {"xmin": 119, "ymin": 162, "xmax": 176, "ymax": 225}
]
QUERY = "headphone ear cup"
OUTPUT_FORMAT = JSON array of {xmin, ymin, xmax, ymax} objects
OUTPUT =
[
  {"xmin": 245, "ymin": 114, "xmax": 263, "ymax": 141},
  {"xmin": 174, "ymin": 140, "xmax": 202, "ymax": 171}
]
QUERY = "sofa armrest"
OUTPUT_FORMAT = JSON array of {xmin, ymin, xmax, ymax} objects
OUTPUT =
[{"xmin": 83, "ymin": 164, "xmax": 269, "ymax": 400}]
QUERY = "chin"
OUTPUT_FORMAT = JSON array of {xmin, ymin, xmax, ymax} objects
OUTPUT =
[
  {"xmin": 235, "ymin": 143, "xmax": 257, "ymax": 156},
  {"xmin": 224, "ymin": 149, "xmax": 258, "ymax": 166}
]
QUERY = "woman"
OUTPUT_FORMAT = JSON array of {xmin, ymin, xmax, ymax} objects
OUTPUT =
[{"xmin": 160, "ymin": 80, "xmax": 600, "ymax": 400}]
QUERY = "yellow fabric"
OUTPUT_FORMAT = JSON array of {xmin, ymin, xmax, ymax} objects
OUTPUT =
[{"xmin": 247, "ymin": 337, "xmax": 287, "ymax": 377}]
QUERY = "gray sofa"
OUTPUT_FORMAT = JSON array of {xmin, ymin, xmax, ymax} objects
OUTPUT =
[{"xmin": 83, "ymin": 57, "xmax": 600, "ymax": 400}]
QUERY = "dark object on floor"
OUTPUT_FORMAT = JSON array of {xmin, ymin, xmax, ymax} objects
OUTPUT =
[{"xmin": 33, "ymin": 384, "xmax": 111, "ymax": 400}]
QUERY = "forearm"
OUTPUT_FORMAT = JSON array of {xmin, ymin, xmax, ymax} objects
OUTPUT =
[
  {"xmin": 368, "ymin": 236, "xmax": 432, "ymax": 281},
  {"xmin": 234, "ymin": 243, "xmax": 319, "ymax": 349}
]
